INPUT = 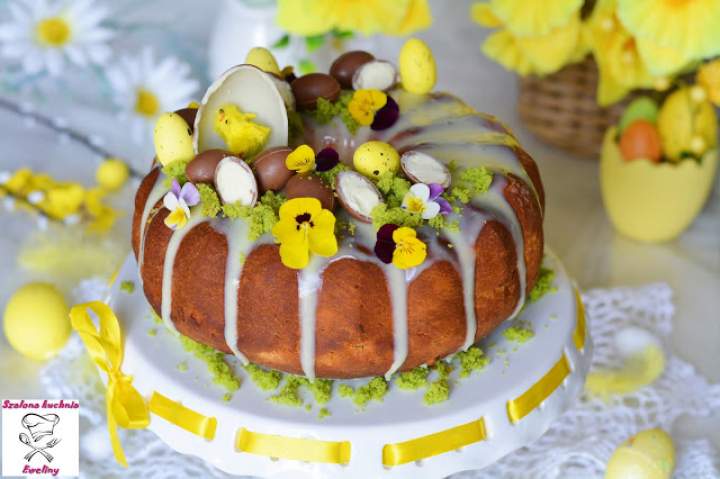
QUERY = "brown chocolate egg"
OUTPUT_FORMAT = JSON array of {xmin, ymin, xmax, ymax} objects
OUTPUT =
[
  {"xmin": 253, "ymin": 146, "xmax": 294, "ymax": 192},
  {"xmin": 284, "ymin": 174, "xmax": 335, "ymax": 211},
  {"xmin": 174, "ymin": 107, "xmax": 198, "ymax": 133},
  {"xmin": 291, "ymin": 73, "xmax": 341, "ymax": 110},
  {"xmin": 330, "ymin": 50, "xmax": 375, "ymax": 89},
  {"xmin": 186, "ymin": 149, "xmax": 230, "ymax": 184}
]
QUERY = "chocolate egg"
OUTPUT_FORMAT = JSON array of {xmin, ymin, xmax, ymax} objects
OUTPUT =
[
  {"xmin": 174, "ymin": 107, "xmax": 198, "ymax": 132},
  {"xmin": 330, "ymin": 50, "xmax": 375, "ymax": 89},
  {"xmin": 186, "ymin": 149, "xmax": 230, "ymax": 184},
  {"xmin": 284, "ymin": 174, "xmax": 335, "ymax": 211},
  {"xmin": 253, "ymin": 146, "xmax": 294, "ymax": 192},
  {"xmin": 291, "ymin": 73, "xmax": 341, "ymax": 110}
]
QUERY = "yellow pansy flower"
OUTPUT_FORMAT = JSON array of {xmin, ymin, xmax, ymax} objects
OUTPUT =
[
  {"xmin": 348, "ymin": 89, "xmax": 387, "ymax": 126},
  {"xmin": 271, "ymin": 197, "xmax": 338, "ymax": 270},
  {"xmin": 391, "ymin": 227, "xmax": 426, "ymax": 270},
  {"xmin": 285, "ymin": 145, "xmax": 316, "ymax": 173},
  {"xmin": 617, "ymin": 0, "xmax": 720, "ymax": 67},
  {"xmin": 697, "ymin": 60, "xmax": 720, "ymax": 106},
  {"xmin": 489, "ymin": 0, "xmax": 582, "ymax": 36}
]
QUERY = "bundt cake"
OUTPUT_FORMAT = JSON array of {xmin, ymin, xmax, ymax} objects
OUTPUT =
[{"xmin": 131, "ymin": 40, "xmax": 545, "ymax": 379}]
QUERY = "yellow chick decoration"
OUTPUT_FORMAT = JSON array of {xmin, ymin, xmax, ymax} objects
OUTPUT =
[
  {"xmin": 399, "ymin": 38, "xmax": 437, "ymax": 95},
  {"xmin": 605, "ymin": 428, "xmax": 675, "ymax": 479},
  {"xmin": 245, "ymin": 47, "xmax": 281, "ymax": 76},
  {"xmin": 214, "ymin": 104, "xmax": 271, "ymax": 159},
  {"xmin": 657, "ymin": 86, "xmax": 718, "ymax": 161},
  {"xmin": 353, "ymin": 141, "xmax": 400, "ymax": 179},
  {"xmin": 3, "ymin": 283, "xmax": 70, "ymax": 361},
  {"xmin": 153, "ymin": 112, "xmax": 194, "ymax": 167}
]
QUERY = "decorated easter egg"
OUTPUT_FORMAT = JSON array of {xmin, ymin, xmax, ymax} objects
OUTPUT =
[
  {"xmin": 353, "ymin": 141, "xmax": 400, "ymax": 179},
  {"xmin": 399, "ymin": 38, "xmax": 436, "ymax": 95},
  {"xmin": 658, "ymin": 86, "xmax": 718, "ymax": 161},
  {"xmin": 605, "ymin": 428, "xmax": 675, "ymax": 479},
  {"xmin": 3, "ymin": 283, "xmax": 70, "ymax": 360},
  {"xmin": 96, "ymin": 158, "xmax": 129, "ymax": 191},
  {"xmin": 619, "ymin": 97, "xmax": 659, "ymax": 133},
  {"xmin": 153, "ymin": 112, "xmax": 194, "ymax": 167},
  {"xmin": 245, "ymin": 47, "xmax": 281, "ymax": 76},
  {"xmin": 619, "ymin": 120, "xmax": 662, "ymax": 162}
]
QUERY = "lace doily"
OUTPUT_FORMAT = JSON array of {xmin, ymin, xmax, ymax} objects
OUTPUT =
[{"xmin": 41, "ymin": 281, "xmax": 720, "ymax": 478}]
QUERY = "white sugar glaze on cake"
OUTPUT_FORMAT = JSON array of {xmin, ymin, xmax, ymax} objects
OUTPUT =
[
  {"xmin": 138, "ymin": 177, "xmax": 169, "ymax": 279},
  {"xmin": 137, "ymin": 89, "xmax": 541, "ymax": 378}
]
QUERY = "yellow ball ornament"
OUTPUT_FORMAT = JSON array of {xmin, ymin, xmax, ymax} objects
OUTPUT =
[
  {"xmin": 153, "ymin": 112, "xmax": 195, "ymax": 167},
  {"xmin": 399, "ymin": 38, "xmax": 437, "ymax": 95},
  {"xmin": 3, "ymin": 283, "xmax": 70, "ymax": 361},
  {"xmin": 605, "ymin": 428, "xmax": 675, "ymax": 479},
  {"xmin": 353, "ymin": 141, "xmax": 400, "ymax": 179},
  {"xmin": 245, "ymin": 47, "xmax": 281, "ymax": 76},
  {"xmin": 96, "ymin": 158, "xmax": 129, "ymax": 191}
]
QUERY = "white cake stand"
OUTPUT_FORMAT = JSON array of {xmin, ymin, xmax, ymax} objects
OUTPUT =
[{"xmin": 107, "ymin": 250, "xmax": 591, "ymax": 479}]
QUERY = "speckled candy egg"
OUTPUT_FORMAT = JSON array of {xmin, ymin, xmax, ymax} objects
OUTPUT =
[
  {"xmin": 245, "ymin": 47, "xmax": 281, "ymax": 76},
  {"xmin": 353, "ymin": 141, "xmax": 400, "ymax": 179},
  {"xmin": 153, "ymin": 112, "xmax": 194, "ymax": 167},
  {"xmin": 605, "ymin": 428, "xmax": 675, "ymax": 479},
  {"xmin": 399, "ymin": 38, "xmax": 436, "ymax": 95}
]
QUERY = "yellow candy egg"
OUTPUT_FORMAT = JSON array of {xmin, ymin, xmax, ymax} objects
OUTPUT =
[
  {"xmin": 153, "ymin": 112, "xmax": 194, "ymax": 167},
  {"xmin": 245, "ymin": 47, "xmax": 281, "ymax": 76},
  {"xmin": 3, "ymin": 283, "xmax": 70, "ymax": 361},
  {"xmin": 605, "ymin": 428, "xmax": 675, "ymax": 479},
  {"xmin": 353, "ymin": 141, "xmax": 400, "ymax": 179},
  {"xmin": 96, "ymin": 158, "xmax": 129, "ymax": 191},
  {"xmin": 399, "ymin": 38, "xmax": 436, "ymax": 95}
]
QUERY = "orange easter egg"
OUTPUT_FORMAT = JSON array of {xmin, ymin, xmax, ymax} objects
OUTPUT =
[{"xmin": 619, "ymin": 120, "xmax": 663, "ymax": 163}]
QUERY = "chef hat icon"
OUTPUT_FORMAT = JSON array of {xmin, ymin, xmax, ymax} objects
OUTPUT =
[{"xmin": 21, "ymin": 414, "xmax": 59, "ymax": 441}]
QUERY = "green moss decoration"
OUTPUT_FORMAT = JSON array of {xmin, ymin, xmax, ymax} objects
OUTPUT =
[
  {"xmin": 529, "ymin": 267, "xmax": 557, "ymax": 302},
  {"xmin": 455, "ymin": 346, "xmax": 490, "ymax": 378},
  {"xmin": 243, "ymin": 364, "xmax": 283, "ymax": 391},
  {"xmin": 223, "ymin": 191, "xmax": 285, "ymax": 240},
  {"xmin": 375, "ymin": 172, "xmax": 411, "ymax": 208},
  {"xmin": 338, "ymin": 384, "xmax": 354, "ymax": 398},
  {"xmin": 338, "ymin": 377, "xmax": 388, "ymax": 408},
  {"xmin": 177, "ymin": 361, "xmax": 188, "ymax": 372},
  {"xmin": 503, "ymin": 320, "xmax": 535, "ymax": 343},
  {"xmin": 222, "ymin": 392, "xmax": 233, "ymax": 402},
  {"xmin": 197, "ymin": 183, "xmax": 222, "ymax": 218},
  {"xmin": 120, "ymin": 280, "xmax": 135, "ymax": 294},
  {"xmin": 162, "ymin": 160, "xmax": 189, "ymax": 185},
  {"xmin": 318, "ymin": 407, "xmax": 330, "ymax": 419},
  {"xmin": 427, "ymin": 214, "xmax": 460, "ymax": 233},
  {"xmin": 316, "ymin": 162, "xmax": 349, "ymax": 189},
  {"xmin": 178, "ymin": 335, "xmax": 241, "ymax": 393},
  {"xmin": 370, "ymin": 204, "xmax": 423, "ymax": 230},
  {"xmin": 313, "ymin": 97, "xmax": 337, "ymax": 124},
  {"xmin": 306, "ymin": 379, "xmax": 334, "ymax": 405},
  {"xmin": 147, "ymin": 328, "xmax": 157, "ymax": 337},
  {"xmin": 433, "ymin": 360, "xmax": 455, "ymax": 379},
  {"xmin": 446, "ymin": 167, "xmax": 493, "ymax": 204},
  {"xmin": 269, "ymin": 375, "xmax": 305, "ymax": 407},
  {"xmin": 287, "ymin": 110, "xmax": 304, "ymax": 139},
  {"xmin": 423, "ymin": 379, "xmax": 450, "ymax": 405},
  {"xmin": 396, "ymin": 366, "xmax": 430, "ymax": 390},
  {"xmin": 313, "ymin": 93, "xmax": 359, "ymax": 134}
]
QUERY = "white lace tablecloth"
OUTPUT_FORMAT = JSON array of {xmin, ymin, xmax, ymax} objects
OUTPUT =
[{"xmin": 41, "ymin": 282, "xmax": 720, "ymax": 478}]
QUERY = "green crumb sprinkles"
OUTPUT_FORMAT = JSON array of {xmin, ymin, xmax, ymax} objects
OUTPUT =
[
  {"xmin": 446, "ymin": 167, "xmax": 493, "ymax": 204},
  {"xmin": 162, "ymin": 160, "xmax": 188, "ymax": 185},
  {"xmin": 120, "ymin": 280, "xmax": 135, "ymax": 294},
  {"xmin": 147, "ymin": 328, "xmax": 157, "ymax": 337},
  {"xmin": 287, "ymin": 109, "xmax": 304, "ymax": 139},
  {"xmin": 177, "ymin": 361, "xmax": 188, "ymax": 372},
  {"xmin": 197, "ymin": 183, "xmax": 222, "ymax": 218},
  {"xmin": 316, "ymin": 162, "xmax": 349, "ymax": 189},
  {"xmin": 396, "ymin": 366, "xmax": 430, "ymax": 390},
  {"xmin": 223, "ymin": 191, "xmax": 285, "ymax": 240},
  {"xmin": 179, "ymin": 335, "xmax": 240, "ymax": 393},
  {"xmin": 375, "ymin": 172, "xmax": 411, "ymax": 208},
  {"xmin": 305, "ymin": 404, "xmax": 312, "ymax": 412},
  {"xmin": 243, "ymin": 363, "xmax": 283, "ymax": 391},
  {"xmin": 529, "ymin": 267, "xmax": 557, "ymax": 302},
  {"xmin": 424, "ymin": 379, "xmax": 450, "ymax": 405},
  {"xmin": 318, "ymin": 407, "xmax": 330, "ymax": 419},
  {"xmin": 150, "ymin": 311, "xmax": 162, "ymax": 324},
  {"xmin": 306, "ymin": 379, "xmax": 334, "ymax": 405},
  {"xmin": 433, "ymin": 360, "xmax": 455, "ymax": 379},
  {"xmin": 371, "ymin": 204, "xmax": 423, "ymax": 230},
  {"xmin": 338, "ymin": 377, "xmax": 388, "ymax": 408},
  {"xmin": 222, "ymin": 392, "xmax": 233, "ymax": 402},
  {"xmin": 269, "ymin": 375, "xmax": 305, "ymax": 408},
  {"xmin": 456, "ymin": 346, "xmax": 490, "ymax": 378},
  {"xmin": 427, "ymin": 214, "xmax": 460, "ymax": 233},
  {"xmin": 503, "ymin": 320, "xmax": 535, "ymax": 343},
  {"xmin": 338, "ymin": 384, "xmax": 354, "ymax": 398},
  {"xmin": 313, "ymin": 93, "xmax": 359, "ymax": 134}
]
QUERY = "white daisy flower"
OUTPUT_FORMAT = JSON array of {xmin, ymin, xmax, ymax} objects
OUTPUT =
[
  {"xmin": 0, "ymin": 0, "xmax": 113, "ymax": 76},
  {"xmin": 106, "ymin": 47, "xmax": 199, "ymax": 143}
]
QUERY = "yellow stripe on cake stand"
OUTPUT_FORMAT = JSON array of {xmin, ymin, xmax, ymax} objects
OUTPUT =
[
  {"xmin": 149, "ymin": 392, "xmax": 217, "ymax": 441},
  {"xmin": 506, "ymin": 354, "xmax": 571, "ymax": 424},
  {"xmin": 235, "ymin": 428, "xmax": 351, "ymax": 464},
  {"xmin": 573, "ymin": 289, "xmax": 586, "ymax": 351},
  {"xmin": 382, "ymin": 418, "xmax": 487, "ymax": 466}
]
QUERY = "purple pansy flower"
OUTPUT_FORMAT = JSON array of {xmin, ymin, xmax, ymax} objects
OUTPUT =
[
  {"xmin": 374, "ymin": 223, "xmax": 399, "ymax": 264},
  {"xmin": 163, "ymin": 180, "xmax": 200, "ymax": 230},
  {"xmin": 371, "ymin": 95, "xmax": 399, "ymax": 131},
  {"xmin": 315, "ymin": 147, "xmax": 340, "ymax": 172}
]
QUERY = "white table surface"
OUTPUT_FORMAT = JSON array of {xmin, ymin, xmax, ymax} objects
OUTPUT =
[{"xmin": 1, "ymin": 0, "xmax": 718, "ymax": 459}]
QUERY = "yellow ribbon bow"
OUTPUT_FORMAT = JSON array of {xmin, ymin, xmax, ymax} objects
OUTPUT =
[{"xmin": 70, "ymin": 301, "xmax": 150, "ymax": 467}]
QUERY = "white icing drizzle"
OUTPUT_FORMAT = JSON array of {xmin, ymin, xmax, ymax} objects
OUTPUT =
[
  {"xmin": 298, "ymin": 255, "xmax": 327, "ymax": 379},
  {"xmin": 212, "ymin": 219, "xmax": 259, "ymax": 364},
  {"xmin": 384, "ymin": 266, "xmax": 409, "ymax": 379},
  {"xmin": 138, "ymin": 170, "xmax": 168, "ymax": 276},
  {"xmin": 160, "ymin": 210, "xmax": 207, "ymax": 333},
  {"xmin": 445, "ymin": 225, "xmax": 481, "ymax": 351}
]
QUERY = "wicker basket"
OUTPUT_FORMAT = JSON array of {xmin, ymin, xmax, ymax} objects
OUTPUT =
[{"xmin": 518, "ymin": 57, "xmax": 628, "ymax": 158}]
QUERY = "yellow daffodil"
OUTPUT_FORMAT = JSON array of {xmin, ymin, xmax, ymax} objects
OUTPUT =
[
  {"xmin": 271, "ymin": 197, "xmax": 338, "ymax": 270},
  {"xmin": 697, "ymin": 60, "xmax": 720, "ymax": 106},
  {"xmin": 617, "ymin": 0, "xmax": 720, "ymax": 68},
  {"xmin": 285, "ymin": 145, "xmax": 316, "ymax": 173},
  {"xmin": 276, "ymin": 0, "xmax": 431, "ymax": 37},
  {"xmin": 391, "ymin": 227, "xmax": 426, "ymax": 270},
  {"xmin": 488, "ymin": 0, "xmax": 582, "ymax": 36},
  {"xmin": 348, "ymin": 89, "xmax": 387, "ymax": 126},
  {"xmin": 471, "ymin": 3, "xmax": 502, "ymax": 28}
]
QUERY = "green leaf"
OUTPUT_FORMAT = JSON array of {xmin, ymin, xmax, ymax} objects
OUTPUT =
[
  {"xmin": 331, "ymin": 29, "xmax": 354, "ymax": 40},
  {"xmin": 299, "ymin": 58, "xmax": 317, "ymax": 75},
  {"xmin": 271, "ymin": 34, "xmax": 290, "ymax": 49},
  {"xmin": 304, "ymin": 34, "xmax": 326, "ymax": 52}
]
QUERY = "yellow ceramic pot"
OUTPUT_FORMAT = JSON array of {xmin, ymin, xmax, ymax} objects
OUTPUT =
[{"xmin": 600, "ymin": 127, "xmax": 718, "ymax": 243}]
